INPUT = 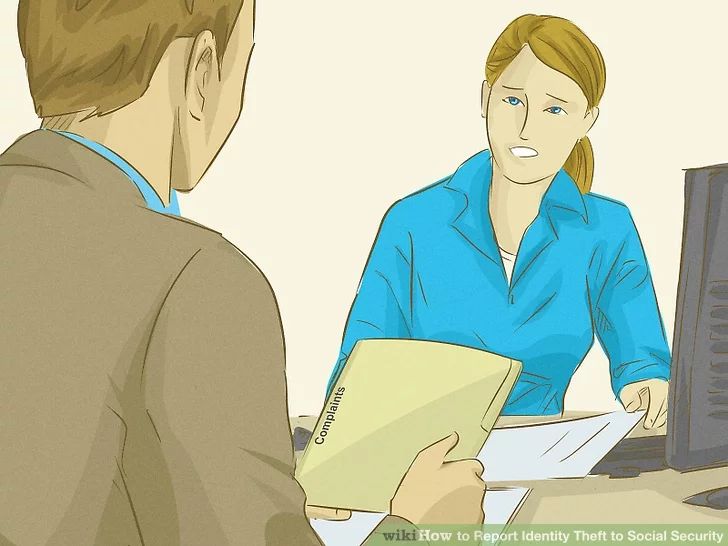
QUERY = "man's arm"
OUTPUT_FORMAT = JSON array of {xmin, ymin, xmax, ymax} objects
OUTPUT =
[
  {"xmin": 142, "ymin": 238, "xmax": 421, "ymax": 545},
  {"xmin": 143, "ymin": 239, "xmax": 323, "ymax": 545}
]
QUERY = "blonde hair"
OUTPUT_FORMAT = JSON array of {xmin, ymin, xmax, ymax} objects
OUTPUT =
[
  {"xmin": 18, "ymin": 0, "xmax": 248, "ymax": 119},
  {"xmin": 485, "ymin": 15, "xmax": 606, "ymax": 193}
]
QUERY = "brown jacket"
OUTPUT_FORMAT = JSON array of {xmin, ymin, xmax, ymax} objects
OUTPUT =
[{"xmin": 0, "ymin": 130, "xmax": 410, "ymax": 545}]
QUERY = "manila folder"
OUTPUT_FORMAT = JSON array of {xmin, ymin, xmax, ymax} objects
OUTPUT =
[{"xmin": 295, "ymin": 339, "xmax": 521, "ymax": 512}]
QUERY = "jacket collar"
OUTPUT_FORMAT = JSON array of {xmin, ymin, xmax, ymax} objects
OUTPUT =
[
  {"xmin": 445, "ymin": 150, "xmax": 588, "ymax": 289},
  {"xmin": 0, "ymin": 129, "xmax": 149, "ymax": 210},
  {"xmin": 53, "ymin": 130, "xmax": 180, "ymax": 215}
]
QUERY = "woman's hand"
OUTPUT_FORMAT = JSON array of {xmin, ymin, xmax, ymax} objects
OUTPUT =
[{"xmin": 619, "ymin": 379, "xmax": 668, "ymax": 429}]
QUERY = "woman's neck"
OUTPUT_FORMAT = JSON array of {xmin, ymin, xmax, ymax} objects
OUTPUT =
[{"xmin": 488, "ymin": 161, "xmax": 555, "ymax": 254}]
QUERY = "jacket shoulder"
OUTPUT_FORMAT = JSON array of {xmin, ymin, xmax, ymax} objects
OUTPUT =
[{"xmin": 175, "ymin": 228, "xmax": 276, "ymax": 301}]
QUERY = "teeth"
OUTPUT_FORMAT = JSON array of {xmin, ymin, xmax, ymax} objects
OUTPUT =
[{"xmin": 510, "ymin": 146, "xmax": 538, "ymax": 158}]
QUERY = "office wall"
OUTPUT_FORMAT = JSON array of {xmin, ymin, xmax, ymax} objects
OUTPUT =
[{"xmin": 1, "ymin": 1, "xmax": 724, "ymax": 416}]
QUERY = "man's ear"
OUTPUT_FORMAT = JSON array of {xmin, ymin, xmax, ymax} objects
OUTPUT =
[
  {"xmin": 186, "ymin": 30, "xmax": 219, "ymax": 122},
  {"xmin": 481, "ymin": 80, "xmax": 490, "ymax": 119},
  {"xmin": 584, "ymin": 105, "xmax": 600, "ymax": 134}
]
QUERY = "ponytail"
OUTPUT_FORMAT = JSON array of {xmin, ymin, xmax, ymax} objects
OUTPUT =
[{"xmin": 564, "ymin": 137, "xmax": 594, "ymax": 194}]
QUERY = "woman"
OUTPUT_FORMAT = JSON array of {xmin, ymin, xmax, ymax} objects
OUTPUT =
[{"xmin": 327, "ymin": 14, "xmax": 670, "ymax": 426}]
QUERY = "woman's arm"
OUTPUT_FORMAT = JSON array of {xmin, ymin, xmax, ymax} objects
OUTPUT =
[
  {"xmin": 326, "ymin": 204, "xmax": 414, "ymax": 395},
  {"xmin": 591, "ymin": 208, "xmax": 671, "ymax": 424}
]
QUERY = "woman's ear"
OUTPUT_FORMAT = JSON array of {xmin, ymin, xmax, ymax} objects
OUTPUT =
[
  {"xmin": 583, "ymin": 106, "xmax": 600, "ymax": 134},
  {"xmin": 481, "ymin": 80, "xmax": 490, "ymax": 119},
  {"xmin": 185, "ymin": 30, "xmax": 219, "ymax": 122}
]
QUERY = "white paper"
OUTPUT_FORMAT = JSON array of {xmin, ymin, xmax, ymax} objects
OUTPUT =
[
  {"xmin": 309, "ymin": 487, "xmax": 530, "ymax": 546},
  {"xmin": 478, "ymin": 411, "xmax": 645, "ymax": 482},
  {"xmin": 482, "ymin": 486, "xmax": 530, "ymax": 523}
]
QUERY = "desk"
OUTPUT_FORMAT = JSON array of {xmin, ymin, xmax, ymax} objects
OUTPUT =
[{"xmin": 290, "ymin": 412, "xmax": 728, "ymax": 523}]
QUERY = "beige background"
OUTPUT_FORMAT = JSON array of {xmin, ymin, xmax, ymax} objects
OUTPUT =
[{"xmin": 1, "ymin": 2, "xmax": 723, "ymax": 416}]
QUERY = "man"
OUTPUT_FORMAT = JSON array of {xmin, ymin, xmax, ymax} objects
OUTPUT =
[{"xmin": 0, "ymin": 1, "xmax": 486, "ymax": 544}]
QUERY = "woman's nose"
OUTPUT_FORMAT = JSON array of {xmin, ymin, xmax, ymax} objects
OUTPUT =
[{"xmin": 518, "ymin": 107, "xmax": 533, "ymax": 141}]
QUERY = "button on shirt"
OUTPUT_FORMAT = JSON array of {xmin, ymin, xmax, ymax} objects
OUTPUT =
[{"xmin": 327, "ymin": 150, "xmax": 671, "ymax": 415}]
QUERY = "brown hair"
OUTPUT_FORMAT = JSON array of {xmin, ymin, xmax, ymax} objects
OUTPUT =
[
  {"xmin": 485, "ymin": 15, "xmax": 606, "ymax": 193},
  {"xmin": 18, "ymin": 0, "xmax": 248, "ymax": 119}
]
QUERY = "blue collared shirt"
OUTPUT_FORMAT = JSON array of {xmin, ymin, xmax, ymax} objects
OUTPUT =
[
  {"xmin": 327, "ymin": 150, "xmax": 671, "ymax": 415},
  {"xmin": 53, "ymin": 130, "xmax": 180, "ymax": 215}
]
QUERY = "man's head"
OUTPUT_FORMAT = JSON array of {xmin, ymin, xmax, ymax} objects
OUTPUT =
[{"xmin": 18, "ymin": 0, "xmax": 255, "ymax": 191}]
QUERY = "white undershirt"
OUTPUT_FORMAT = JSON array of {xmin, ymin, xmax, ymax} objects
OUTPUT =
[{"xmin": 499, "ymin": 247, "xmax": 516, "ymax": 284}]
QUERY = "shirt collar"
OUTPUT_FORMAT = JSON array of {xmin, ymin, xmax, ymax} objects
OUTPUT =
[
  {"xmin": 444, "ymin": 150, "xmax": 500, "ymax": 265},
  {"xmin": 52, "ymin": 130, "xmax": 180, "ymax": 216},
  {"xmin": 445, "ymin": 149, "xmax": 588, "ymax": 223},
  {"xmin": 444, "ymin": 149, "xmax": 588, "ymax": 270},
  {"xmin": 541, "ymin": 168, "xmax": 588, "ymax": 222}
]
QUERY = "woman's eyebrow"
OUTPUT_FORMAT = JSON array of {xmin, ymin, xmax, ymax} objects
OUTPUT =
[
  {"xmin": 502, "ymin": 84, "xmax": 525, "ymax": 91},
  {"xmin": 546, "ymin": 92, "xmax": 569, "ymax": 103}
]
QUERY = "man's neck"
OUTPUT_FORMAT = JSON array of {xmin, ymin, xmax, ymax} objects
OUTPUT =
[{"xmin": 45, "ymin": 110, "xmax": 174, "ymax": 206}]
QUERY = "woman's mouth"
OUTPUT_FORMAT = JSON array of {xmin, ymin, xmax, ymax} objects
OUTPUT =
[{"xmin": 509, "ymin": 146, "xmax": 539, "ymax": 158}]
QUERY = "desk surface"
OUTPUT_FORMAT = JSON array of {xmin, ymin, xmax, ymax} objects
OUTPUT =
[{"xmin": 290, "ymin": 412, "xmax": 728, "ymax": 523}]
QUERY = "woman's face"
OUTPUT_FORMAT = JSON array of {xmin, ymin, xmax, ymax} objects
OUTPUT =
[{"xmin": 483, "ymin": 45, "xmax": 598, "ymax": 185}]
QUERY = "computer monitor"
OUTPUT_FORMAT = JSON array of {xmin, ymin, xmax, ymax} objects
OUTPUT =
[
  {"xmin": 667, "ymin": 162, "xmax": 728, "ymax": 471},
  {"xmin": 591, "ymin": 164, "xmax": 728, "ymax": 481}
]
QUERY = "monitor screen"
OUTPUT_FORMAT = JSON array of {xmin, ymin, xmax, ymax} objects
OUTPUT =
[{"xmin": 668, "ymin": 164, "xmax": 728, "ymax": 471}]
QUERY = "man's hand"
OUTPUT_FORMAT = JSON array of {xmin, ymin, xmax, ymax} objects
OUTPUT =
[
  {"xmin": 619, "ymin": 379, "xmax": 668, "ymax": 429},
  {"xmin": 305, "ymin": 505, "xmax": 352, "ymax": 521},
  {"xmin": 390, "ymin": 432, "xmax": 486, "ymax": 525}
]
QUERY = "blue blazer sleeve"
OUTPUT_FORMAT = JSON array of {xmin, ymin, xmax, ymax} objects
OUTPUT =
[
  {"xmin": 591, "ymin": 209, "xmax": 671, "ymax": 398},
  {"xmin": 325, "ymin": 205, "xmax": 413, "ymax": 395}
]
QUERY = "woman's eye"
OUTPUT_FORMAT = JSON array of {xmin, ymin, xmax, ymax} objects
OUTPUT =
[
  {"xmin": 503, "ymin": 96, "xmax": 523, "ymax": 107},
  {"xmin": 545, "ymin": 106, "xmax": 566, "ymax": 115}
]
